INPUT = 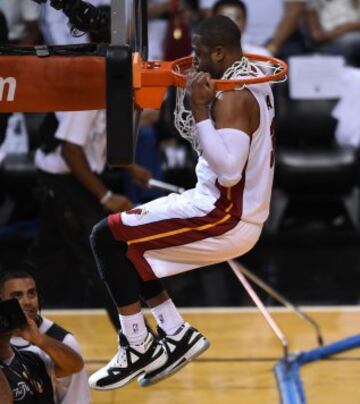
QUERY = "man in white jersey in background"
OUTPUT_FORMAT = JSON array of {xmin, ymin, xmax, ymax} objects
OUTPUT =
[{"xmin": 88, "ymin": 15, "xmax": 275, "ymax": 390}]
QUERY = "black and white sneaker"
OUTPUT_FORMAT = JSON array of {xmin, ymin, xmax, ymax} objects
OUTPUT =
[
  {"xmin": 89, "ymin": 332, "xmax": 167, "ymax": 390},
  {"xmin": 138, "ymin": 322, "xmax": 210, "ymax": 387}
]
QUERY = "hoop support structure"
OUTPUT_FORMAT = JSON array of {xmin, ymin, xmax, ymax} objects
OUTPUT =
[{"xmin": 0, "ymin": 50, "xmax": 287, "ymax": 112}]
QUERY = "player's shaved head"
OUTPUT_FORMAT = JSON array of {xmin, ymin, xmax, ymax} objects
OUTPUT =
[
  {"xmin": 194, "ymin": 15, "xmax": 241, "ymax": 51},
  {"xmin": 192, "ymin": 15, "xmax": 243, "ymax": 78}
]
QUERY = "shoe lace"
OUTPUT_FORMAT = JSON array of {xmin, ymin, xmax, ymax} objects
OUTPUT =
[
  {"xmin": 117, "ymin": 349, "xmax": 128, "ymax": 366},
  {"xmin": 155, "ymin": 326, "xmax": 171, "ymax": 352},
  {"xmin": 109, "ymin": 334, "xmax": 129, "ymax": 368}
]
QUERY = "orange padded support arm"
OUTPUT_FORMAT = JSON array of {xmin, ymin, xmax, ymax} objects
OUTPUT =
[
  {"xmin": 0, "ymin": 53, "xmax": 174, "ymax": 112},
  {"xmin": 133, "ymin": 55, "xmax": 174, "ymax": 109},
  {"xmin": 0, "ymin": 55, "xmax": 106, "ymax": 112}
]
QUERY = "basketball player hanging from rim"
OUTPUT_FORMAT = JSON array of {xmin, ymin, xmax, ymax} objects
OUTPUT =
[{"xmin": 89, "ymin": 15, "xmax": 276, "ymax": 390}]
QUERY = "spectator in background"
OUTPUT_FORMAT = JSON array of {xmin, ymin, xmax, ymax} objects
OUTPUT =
[
  {"xmin": 306, "ymin": 0, "xmax": 360, "ymax": 66},
  {"xmin": 0, "ymin": 270, "xmax": 90, "ymax": 404},
  {"xmin": 201, "ymin": 0, "xmax": 307, "ymax": 57},
  {"xmin": 212, "ymin": 0, "xmax": 271, "ymax": 56},
  {"xmin": 32, "ymin": 108, "xmax": 150, "ymax": 330},
  {"xmin": 148, "ymin": 1, "xmax": 177, "ymax": 60},
  {"xmin": 0, "ymin": 0, "xmax": 41, "ymax": 44},
  {"xmin": 31, "ymin": 4, "xmax": 159, "ymax": 328},
  {"xmin": 266, "ymin": 0, "xmax": 306, "ymax": 57},
  {"xmin": 200, "ymin": 0, "xmax": 284, "ymax": 46},
  {"xmin": 148, "ymin": 0, "xmax": 195, "ymax": 60}
]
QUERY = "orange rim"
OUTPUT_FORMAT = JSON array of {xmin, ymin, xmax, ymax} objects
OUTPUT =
[
  {"xmin": 170, "ymin": 54, "xmax": 288, "ymax": 90},
  {"xmin": 134, "ymin": 53, "xmax": 288, "ymax": 108}
]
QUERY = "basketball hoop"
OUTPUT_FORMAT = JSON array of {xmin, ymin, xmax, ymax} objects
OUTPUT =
[
  {"xmin": 167, "ymin": 53, "xmax": 287, "ymax": 154},
  {"xmin": 171, "ymin": 53, "xmax": 288, "ymax": 89},
  {"xmin": 133, "ymin": 52, "xmax": 288, "ymax": 109}
]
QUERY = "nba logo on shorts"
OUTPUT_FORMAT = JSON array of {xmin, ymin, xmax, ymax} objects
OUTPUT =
[{"xmin": 132, "ymin": 323, "xmax": 139, "ymax": 333}]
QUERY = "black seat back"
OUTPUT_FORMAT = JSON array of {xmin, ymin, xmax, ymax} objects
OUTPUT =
[{"xmin": 274, "ymin": 82, "xmax": 337, "ymax": 149}]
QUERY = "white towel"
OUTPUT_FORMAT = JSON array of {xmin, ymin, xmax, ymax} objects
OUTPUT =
[{"xmin": 333, "ymin": 67, "xmax": 360, "ymax": 148}]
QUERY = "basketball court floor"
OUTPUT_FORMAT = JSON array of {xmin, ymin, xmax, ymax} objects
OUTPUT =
[{"xmin": 44, "ymin": 307, "xmax": 360, "ymax": 404}]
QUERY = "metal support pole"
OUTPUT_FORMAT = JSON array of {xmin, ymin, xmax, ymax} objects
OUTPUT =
[
  {"xmin": 234, "ymin": 261, "xmax": 324, "ymax": 346},
  {"xmin": 228, "ymin": 259, "xmax": 289, "ymax": 358}
]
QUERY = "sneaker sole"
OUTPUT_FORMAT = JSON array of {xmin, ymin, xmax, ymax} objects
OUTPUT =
[
  {"xmin": 138, "ymin": 336, "xmax": 210, "ymax": 387},
  {"xmin": 89, "ymin": 350, "xmax": 168, "ymax": 391}
]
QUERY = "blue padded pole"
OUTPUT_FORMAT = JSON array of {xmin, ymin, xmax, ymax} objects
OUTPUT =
[
  {"xmin": 274, "ymin": 334, "xmax": 360, "ymax": 404},
  {"xmin": 296, "ymin": 333, "xmax": 360, "ymax": 365},
  {"xmin": 274, "ymin": 357, "xmax": 306, "ymax": 404}
]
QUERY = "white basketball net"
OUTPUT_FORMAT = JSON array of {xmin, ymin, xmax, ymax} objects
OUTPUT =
[{"xmin": 174, "ymin": 56, "xmax": 283, "ymax": 154}]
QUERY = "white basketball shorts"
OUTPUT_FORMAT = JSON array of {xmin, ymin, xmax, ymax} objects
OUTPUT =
[{"xmin": 108, "ymin": 191, "xmax": 262, "ymax": 280}]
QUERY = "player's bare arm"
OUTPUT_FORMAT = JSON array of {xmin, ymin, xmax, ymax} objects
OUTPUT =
[
  {"xmin": 189, "ymin": 71, "xmax": 259, "ymax": 133},
  {"xmin": 212, "ymin": 90, "xmax": 260, "ymax": 136}
]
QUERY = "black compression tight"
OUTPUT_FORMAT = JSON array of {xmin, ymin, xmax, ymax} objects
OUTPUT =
[{"xmin": 90, "ymin": 218, "xmax": 165, "ymax": 307}]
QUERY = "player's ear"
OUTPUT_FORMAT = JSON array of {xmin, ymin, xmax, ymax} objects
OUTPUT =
[{"xmin": 212, "ymin": 46, "xmax": 225, "ymax": 63}]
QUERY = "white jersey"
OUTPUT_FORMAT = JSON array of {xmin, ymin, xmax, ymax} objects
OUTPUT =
[
  {"xmin": 35, "ymin": 110, "xmax": 107, "ymax": 175},
  {"xmin": 193, "ymin": 82, "xmax": 275, "ymax": 225}
]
